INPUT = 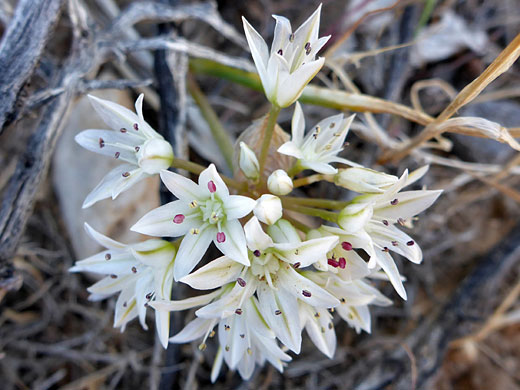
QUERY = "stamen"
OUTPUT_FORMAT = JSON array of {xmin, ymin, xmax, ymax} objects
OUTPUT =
[
  {"xmin": 114, "ymin": 152, "xmax": 120, "ymax": 159},
  {"xmin": 131, "ymin": 266, "xmax": 137, "ymax": 273},
  {"xmin": 99, "ymin": 138, "xmax": 105, "ymax": 148},
  {"xmin": 277, "ymin": 49, "xmax": 283, "ymax": 55},
  {"xmin": 391, "ymin": 241, "xmax": 398, "ymax": 246},
  {"xmin": 122, "ymin": 172, "xmax": 130, "ymax": 178},
  {"xmin": 275, "ymin": 310, "xmax": 282, "ymax": 315},
  {"xmin": 382, "ymin": 247, "xmax": 389, "ymax": 252},
  {"xmin": 289, "ymin": 33, "xmax": 295, "ymax": 42},
  {"xmin": 294, "ymin": 249, "xmax": 299, "ymax": 255},
  {"xmin": 224, "ymin": 325, "xmax": 230, "ymax": 331},
  {"xmin": 135, "ymin": 146, "xmax": 140, "ymax": 152},
  {"xmin": 198, "ymin": 343, "xmax": 207, "ymax": 351},
  {"xmin": 208, "ymin": 180, "xmax": 216, "ymax": 193},
  {"xmin": 293, "ymin": 262, "xmax": 301, "ymax": 269},
  {"xmin": 240, "ymin": 334, "xmax": 245, "ymax": 339},
  {"xmin": 133, "ymin": 123, "xmax": 139, "ymax": 131},
  {"xmin": 189, "ymin": 228, "xmax": 200, "ymax": 235},
  {"xmin": 189, "ymin": 200, "xmax": 198, "ymax": 208},
  {"xmin": 253, "ymin": 250, "xmax": 261, "ymax": 257},
  {"xmin": 312, "ymin": 125, "xmax": 321, "ymax": 139},
  {"xmin": 110, "ymin": 274, "xmax": 117, "ymax": 279},
  {"xmin": 314, "ymin": 312, "xmax": 320, "ymax": 318},
  {"xmin": 328, "ymin": 322, "xmax": 333, "ymax": 329},
  {"xmin": 398, "ymin": 218, "xmax": 406, "ymax": 226},
  {"xmin": 340, "ymin": 297, "xmax": 346, "ymax": 303},
  {"xmin": 302, "ymin": 290, "xmax": 312, "ymax": 298},
  {"xmin": 304, "ymin": 42, "xmax": 311, "ymax": 55},
  {"xmin": 247, "ymin": 348, "xmax": 253, "ymax": 355},
  {"xmin": 120, "ymin": 128, "xmax": 127, "ymax": 133},
  {"xmin": 237, "ymin": 277, "xmax": 246, "ymax": 287},
  {"xmin": 341, "ymin": 241, "xmax": 353, "ymax": 251},
  {"xmin": 330, "ymin": 122, "xmax": 336, "ymax": 128},
  {"xmin": 225, "ymin": 345, "xmax": 230, "ymax": 352},
  {"xmin": 328, "ymin": 258, "xmax": 339, "ymax": 268},
  {"xmin": 321, "ymin": 326, "xmax": 325, "ymax": 333},
  {"xmin": 382, "ymin": 220, "xmax": 389, "ymax": 226},
  {"xmin": 209, "ymin": 330, "xmax": 215, "ymax": 338},
  {"xmin": 146, "ymin": 292, "xmax": 153, "ymax": 300},
  {"xmin": 105, "ymin": 253, "xmax": 111, "ymax": 260},
  {"xmin": 390, "ymin": 198, "xmax": 399, "ymax": 205},
  {"xmin": 407, "ymin": 240, "xmax": 415, "ymax": 246},
  {"xmin": 235, "ymin": 308, "xmax": 243, "ymax": 315},
  {"xmin": 338, "ymin": 257, "xmax": 346, "ymax": 269},
  {"xmin": 216, "ymin": 232, "xmax": 226, "ymax": 243},
  {"xmin": 173, "ymin": 214, "xmax": 185, "ymax": 224}
]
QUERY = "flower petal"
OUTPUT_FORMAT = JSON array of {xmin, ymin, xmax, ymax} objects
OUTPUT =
[
  {"xmin": 300, "ymin": 159, "xmax": 338, "ymax": 174},
  {"xmin": 215, "ymin": 220, "xmax": 250, "ymax": 266},
  {"xmin": 374, "ymin": 250, "xmax": 407, "ymax": 300},
  {"xmin": 242, "ymin": 17, "xmax": 270, "ymax": 90},
  {"xmin": 368, "ymin": 221, "xmax": 422, "ymax": 264},
  {"xmin": 277, "ymin": 141, "xmax": 304, "ymax": 159},
  {"xmin": 75, "ymin": 129, "xmax": 140, "ymax": 164},
  {"xmin": 84, "ymin": 222, "xmax": 126, "ymax": 249},
  {"xmin": 274, "ymin": 236, "xmax": 338, "ymax": 267},
  {"xmin": 224, "ymin": 195, "xmax": 256, "ymax": 219},
  {"xmin": 291, "ymin": 102, "xmax": 306, "ymax": 146},
  {"xmin": 160, "ymin": 169, "xmax": 203, "ymax": 202},
  {"xmin": 198, "ymin": 163, "xmax": 229, "ymax": 199},
  {"xmin": 131, "ymin": 200, "xmax": 196, "ymax": 237},
  {"xmin": 301, "ymin": 304, "xmax": 336, "ymax": 358},
  {"xmin": 374, "ymin": 190, "xmax": 442, "ymax": 221},
  {"xmin": 277, "ymin": 57, "xmax": 325, "ymax": 107},
  {"xmin": 244, "ymin": 216, "xmax": 274, "ymax": 251},
  {"xmin": 134, "ymin": 94, "xmax": 161, "ymax": 139},
  {"xmin": 150, "ymin": 290, "xmax": 220, "ymax": 312},
  {"xmin": 88, "ymin": 95, "xmax": 144, "ymax": 137},
  {"xmin": 170, "ymin": 317, "xmax": 215, "ymax": 343},
  {"xmin": 180, "ymin": 255, "xmax": 244, "ymax": 290},
  {"xmin": 174, "ymin": 224, "xmax": 215, "ymax": 280}
]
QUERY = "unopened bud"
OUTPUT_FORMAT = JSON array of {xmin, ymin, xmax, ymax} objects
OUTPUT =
[
  {"xmin": 137, "ymin": 138, "xmax": 174, "ymax": 174},
  {"xmin": 334, "ymin": 167, "xmax": 397, "ymax": 193},
  {"xmin": 253, "ymin": 194, "xmax": 283, "ymax": 225},
  {"xmin": 239, "ymin": 142, "xmax": 260, "ymax": 181},
  {"xmin": 267, "ymin": 169, "xmax": 293, "ymax": 195}
]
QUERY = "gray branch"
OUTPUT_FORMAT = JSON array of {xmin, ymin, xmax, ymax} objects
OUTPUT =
[{"xmin": 0, "ymin": 0, "xmax": 64, "ymax": 133}]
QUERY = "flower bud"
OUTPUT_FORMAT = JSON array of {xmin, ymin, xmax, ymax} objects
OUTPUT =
[
  {"xmin": 267, "ymin": 169, "xmax": 293, "ymax": 195},
  {"xmin": 239, "ymin": 142, "xmax": 260, "ymax": 181},
  {"xmin": 137, "ymin": 138, "xmax": 174, "ymax": 174},
  {"xmin": 253, "ymin": 194, "xmax": 283, "ymax": 225},
  {"xmin": 338, "ymin": 202, "xmax": 373, "ymax": 233},
  {"xmin": 334, "ymin": 168, "xmax": 397, "ymax": 194}
]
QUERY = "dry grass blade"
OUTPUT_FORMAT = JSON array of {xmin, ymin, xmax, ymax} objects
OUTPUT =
[{"xmin": 382, "ymin": 32, "xmax": 520, "ymax": 163}]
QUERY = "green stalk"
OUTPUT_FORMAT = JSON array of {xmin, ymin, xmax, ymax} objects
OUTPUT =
[
  {"xmin": 187, "ymin": 76, "xmax": 235, "ymax": 171},
  {"xmin": 281, "ymin": 196, "xmax": 349, "ymax": 210},
  {"xmin": 292, "ymin": 173, "xmax": 334, "ymax": 188},
  {"xmin": 171, "ymin": 157, "xmax": 245, "ymax": 191},
  {"xmin": 258, "ymin": 104, "xmax": 281, "ymax": 176},
  {"xmin": 282, "ymin": 201, "xmax": 338, "ymax": 223}
]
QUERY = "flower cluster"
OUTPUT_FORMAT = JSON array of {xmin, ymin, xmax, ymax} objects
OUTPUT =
[{"xmin": 71, "ymin": 5, "xmax": 441, "ymax": 382}]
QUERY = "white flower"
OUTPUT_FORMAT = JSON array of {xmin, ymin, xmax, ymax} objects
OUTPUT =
[
  {"xmin": 154, "ymin": 291, "xmax": 291, "ymax": 382},
  {"xmin": 242, "ymin": 5, "xmax": 330, "ymax": 107},
  {"xmin": 76, "ymin": 94, "xmax": 174, "ymax": 208},
  {"xmin": 179, "ymin": 217, "xmax": 339, "ymax": 354},
  {"xmin": 239, "ymin": 142, "xmax": 260, "ymax": 181},
  {"xmin": 131, "ymin": 164, "xmax": 256, "ymax": 281},
  {"xmin": 336, "ymin": 167, "xmax": 442, "ymax": 299},
  {"xmin": 69, "ymin": 223, "xmax": 176, "ymax": 348},
  {"xmin": 277, "ymin": 102, "xmax": 361, "ymax": 174},
  {"xmin": 267, "ymin": 169, "xmax": 293, "ymax": 195},
  {"xmin": 253, "ymin": 194, "xmax": 283, "ymax": 225},
  {"xmin": 334, "ymin": 167, "xmax": 398, "ymax": 193}
]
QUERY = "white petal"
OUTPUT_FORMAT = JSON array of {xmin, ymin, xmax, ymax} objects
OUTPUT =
[
  {"xmin": 198, "ymin": 163, "xmax": 229, "ymax": 199},
  {"xmin": 368, "ymin": 221, "xmax": 422, "ymax": 264},
  {"xmin": 406, "ymin": 165, "xmax": 430, "ymax": 186},
  {"xmin": 267, "ymin": 219, "xmax": 301, "ymax": 244},
  {"xmin": 277, "ymin": 141, "xmax": 304, "ymax": 159},
  {"xmin": 114, "ymin": 284, "xmax": 138, "ymax": 328},
  {"xmin": 169, "ymin": 317, "xmax": 215, "ymax": 343},
  {"xmin": 242, "ymin": 17, "xmax": 270, "ymax": 87},
  {"xmin": 271, "ymin": 15, "xmax": 292, "ymax": 57},
  {"xmin": 375, "ymin": 250, "xmax": 407, "ymax": 300},
  {"xmin": 293, "ymin": 4, "xmax": 322, "ymax": 56},
  {"xmin": 180, "ymin": 255, "xmax": 243, "ymax": 290},
  {"xmin": 291, "ymin": 102, "xmax": 306, "ymax": 146},
  {"xmin": 302, "ymin": 304, "xmax": 336, "ymax": 358},
  {"xmin": 244, "ymin": 216, "xmax": 273, "ymax": 251},
  {"xmin": 338, "ymin": 202, "xmax": 374, "ymax": 233},
  {"xmin": 174, "ymin": 224, "xmax": 215, "ymax": 280},
  {"xmin": 224, "ymin": 195, "xmax": 256, "ymax": 219},
  {"xmin": 134, "ymin": 94, "xmax": 161, "ymax": 139},
  {"xmin": 277, "ymin": 58, "xmax": 325, "ymax": 107},
  {"xmin": 84, "ymin": 223, "xmax": 125, "ymax": 249},
  {"xmin": 328, "ymin": 156, "xmax": 363, "ymax": 168},
  {"xmin": 160, "ymin": 169, "xmax": 203, "ymax": 202},
  {"xmin": 257, "ymin": 283, "xmax": 302, "ymax": 353},
  {"xmin": 135, "ymin": 270, "xmax": 154, "ymax": 329},
  {"xmin": 88, "ymin": 95, "xmax": 144, "ymax": 137},
  {"xmin": 150, "ymin": 290, "xmax": 220, "ymax": 312},
  {"xmin": 211, "ymin": 347, "xmax": 224, "ymax": 383},
  {"xmin": 70, "ymin": 250, "xmax": 138, "ymax": 275},
  {"xmin": 130, "ymin": 200, "xmax": 196, "ymax": 237},
  {"xmin": 274, "ymin": 236, "xmax": 338, "ymax": 267},
  {"xmin": 131, "ymin": 240, "xmax": 175, "ymax": 269},
  {"xmin": 75, "ymin": 129, "xmax": 140, "ymax": 164},
  {"xmin": 278, "ymin": 265, "xmax": 339, "ymax": 308},
  {"xmin": 215, "ymin": 220, "xmax": 250, "ymax": 266},
  {"xmin": 374, "ymin": 190, "xmax": 442, "ymax": 221},
  {"xmin": 86, "ymin": 274, "xmax": 133, "ymax": 297},
  {"xmin": 82, "ymin": 163, "xmax": 143, "ymax": 208},
  {"xmin": 300, "ymin": 159, "xmax": 338, "ymax": 174}
]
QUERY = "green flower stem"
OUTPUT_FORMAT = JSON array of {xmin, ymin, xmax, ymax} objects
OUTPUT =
[
  {"xmin": 187, "ymin": 76, "xmax": 235, "ymax": 171},
  {"xmin": 171, "ymin": 157, "xmax": 245, "ymax": 191},
  {"xmin": 188, "ymin": 58, "xmax": 432, "ymax": 126},
  {"xmin": 281, "ymin": 200, "xmax": 338, "ymax": 223},
  {"xmin": 292, "ymin": 173, "xmax": 334, "ymax": 188},
  {"xmin": 258, "ymin": 104, "xmax": 281, "ymax": 177},
  {"xmin": 282, "ymin": 214, "xmax": 311, "ymax": 234},
  {"xmin": 280, "ymin": 196, "xmax": 349, "ymax": 210}
]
